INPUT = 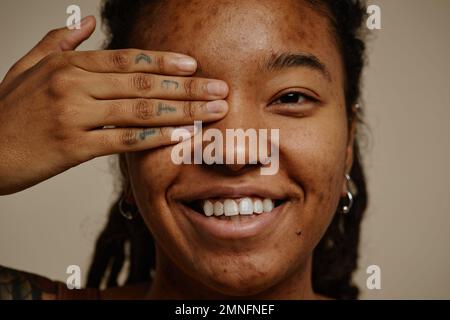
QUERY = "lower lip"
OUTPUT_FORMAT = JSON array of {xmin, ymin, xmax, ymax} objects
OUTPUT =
[{"xmin": 178, "ymin": 201, "xmax": 288, "ymax": 240}]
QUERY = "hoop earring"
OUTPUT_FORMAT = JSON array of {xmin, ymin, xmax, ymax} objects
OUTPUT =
[
  {"xmin": 118, "ymin": 196, "xmax": 137, "ymax": 220},
  {"xmin": 341, "ymin": 174, "xmax": 355, "ymax": 214}
]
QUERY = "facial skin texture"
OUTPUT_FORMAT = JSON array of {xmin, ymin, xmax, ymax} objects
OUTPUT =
[{"xmin": 125, "ymin": 0, "xmax": 354, "ymax": 299}]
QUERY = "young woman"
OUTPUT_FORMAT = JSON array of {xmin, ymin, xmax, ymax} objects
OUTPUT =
[{"xmin": 0, "ymin": 0, "xmax": 367, "ymax": 299}]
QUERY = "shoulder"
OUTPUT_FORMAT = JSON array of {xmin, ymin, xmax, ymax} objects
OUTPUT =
[
  {"xmin": 0, "ymin": 265, "xmax": 104, "ymax": 300},
  {"xmin": 0, "ymin": 265, "xmax": 58, "ymax": 300},
  {"xmin": 0, "ymin": 265, "xmax": 150, "ymax": 300}
]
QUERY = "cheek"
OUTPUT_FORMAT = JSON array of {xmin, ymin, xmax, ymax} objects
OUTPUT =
[
  {"xmin": 280, "ymin": 109, "xmax": 348, "ymax": 242},
  {"xmin": 126, "ymin": 148, "xmax": 179, "ymax": 215},
  {"xmin": 126, "ymin": 148, "xmax": 198, "ymax": 263}
]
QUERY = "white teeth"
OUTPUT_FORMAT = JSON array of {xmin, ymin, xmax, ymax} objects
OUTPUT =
[
  {"xmin": 253, "ymin": 199, "xmax": 263, "ymax": 214},
  {"xmin": 203, "ymin": 200, "xmax": 214, "ymax": 217},
  {"xmin": 224, "ymin": 199, "xmax": 239, "ymax": 216},
  {"xmin": 239, "ymin": 197, "xmax": 253, "ymax": 215},
  {"xmin": 263, "ymin": 198, "xmax": 274, "ymax": 213},
  {"xmin": 201, "ymin": 198, "xmax": 277, "ymax": 217},
  {"xmin": 213, "ymin": 201, "xmax": 224, "ymax": 216}
]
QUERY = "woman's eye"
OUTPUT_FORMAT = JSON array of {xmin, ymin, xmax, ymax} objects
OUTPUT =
[
  {"xmin": 272, "ymin": 92, "xmax": 308, "ymax": 105},
  {"xmin": 268, "ymin": 91, "xmax": 319, "ymax": 117}
]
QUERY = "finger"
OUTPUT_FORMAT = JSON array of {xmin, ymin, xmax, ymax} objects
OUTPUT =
[
  {"xmin": 86, "ymin": 125, "xmax": 195, "ymax": 157},
  {"xmin": 82, "ymin": 99, "xmax": 228, "ymax": 128},
  {"xmin": 6, "ymin": 16, "xmax": 96, "ymax": 80},
  {"xmin": 84, "ymin": 72, "xmax": 229, "ymax": 101},
  {"xmin": 66, "ymin": 49, "xmax": 197, "ymax": 75}
]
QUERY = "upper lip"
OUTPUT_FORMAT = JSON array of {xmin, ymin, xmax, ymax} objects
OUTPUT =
[{"xmin": 171, "ymin": 184, "xmax": 292, "ymax": 202}]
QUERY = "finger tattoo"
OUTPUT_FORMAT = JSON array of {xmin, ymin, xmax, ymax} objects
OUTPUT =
[
  {"xmin": 135, "ymin": 53, "xmax": 152, "ymax": 65},
  {"xmin": 161, "ymin": 80, "xmax": 180, "ymax": 90}
]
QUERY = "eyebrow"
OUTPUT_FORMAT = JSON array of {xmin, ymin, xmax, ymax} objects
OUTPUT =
[{"xmin": 259, "ymin": 52, "xmax": 331, "ymax": 81}]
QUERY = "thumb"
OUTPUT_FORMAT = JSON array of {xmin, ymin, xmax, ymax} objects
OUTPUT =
[
  {"xmin": 37, "ymin": 15, "xmax": 96, "ymax": 52},
  {"xmin": 6, "ymin": 16, "xmax": 96, "ymax": 79}
]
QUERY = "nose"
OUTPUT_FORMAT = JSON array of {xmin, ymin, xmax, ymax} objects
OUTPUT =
[{"xmin": 200, "ymin": 93, "xmax": 266, "ymax": 174}]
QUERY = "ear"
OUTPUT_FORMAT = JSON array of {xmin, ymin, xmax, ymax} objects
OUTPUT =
[{"xmin": 342, "ymin": 105, "xmax": 358, "ymax": 196}]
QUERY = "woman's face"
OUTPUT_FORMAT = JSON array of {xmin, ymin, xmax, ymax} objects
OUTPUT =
[{"xmin": 126, "ymin": 0, "xmax": 353, "ymax": 297}]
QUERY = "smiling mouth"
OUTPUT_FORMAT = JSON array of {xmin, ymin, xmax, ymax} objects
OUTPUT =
[
  {"xmin": 174, "ymin": 185, "xmax": 292, "ymax": 239},
  {"xmin": 183, "ymin": 197, "xmax": 287, "ymax": 220}
]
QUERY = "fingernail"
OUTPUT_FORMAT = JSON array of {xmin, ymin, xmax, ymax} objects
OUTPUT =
[
  {"xmin": 206, "ymin": 100, "xmax": 227, "ymax": 113},
  {"xmin": 206, "ymin": 81, "xmax": 228, "ymax": 97},
  {"xmin": 176, "ymin": 57, "xmax": 197, "ymax": 72}
]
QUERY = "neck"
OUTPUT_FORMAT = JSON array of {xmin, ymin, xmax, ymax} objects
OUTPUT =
[{"xmin": 146, "ymin": 249, "xmax": 319, "ymax": 300}]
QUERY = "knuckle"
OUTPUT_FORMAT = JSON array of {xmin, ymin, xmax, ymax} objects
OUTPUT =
[
  {"xmin": 48, "ymin": 68, "xmax": 74, "ymax": 96},
  {"xmin": 53, "ymin": 127, "xmax": 72, "ymax": 142},
  {"xmin": 52, "ymin": 123, "xmax": 76, "ymax": 151},
  {"xmin": 55, "ymin": 133, "xmax": 89, "ymax": 163},
  {"xmin": 97, "ymin": 132, "xmax": 112, "ymax": 151},
  {"xmin": 45, "ymin": 29, "xmax": 61, "ymax": 41},
  {"xmin": 48, "ymin": 80, "xmax": 66, "ymax": 96},
  {"xmin": 133, "ymin": 99, "xmax": 155, "ymax": 120},
  {"xmin": 183, "ymin": 101, "xmax": 196, "ymax": 120},
  {"xmin": 155, "ymin": 54, "xmax": 166, "ymax": 73},
  {"xmin": 76, "ymin": 148, "xmax": 94, "ymax": 163},
  {"xmin": 106, "ymin": 73, "xmax": 122, "ymax": 90},
  {"xmin": 106, "ymin": 100, "xmax": 125, "ymax": 119},
  {"xmin": 53, "ymin": 102, "xmax": 80, "ymax": 125},
  {"xmin": 131, "ymin": 73, "xmax": 153, "ymax": 91},
  {"xmin": 183, "ymin": 78, "xmax": 197, "ymax": 98},
  {"xmin": 110, "ymin": 51, "xmax": 130, "ymax": 70},
  {"xmin": 43, "ymin": 52, "xmax": 64, "ymax": 70},
  {"xmin": 119, "ymin": 129, "xmax": 138, "ymax": 146},
  {"xmin": 40, "ymin": 30, "xmax": 63, "ymax": 53}
]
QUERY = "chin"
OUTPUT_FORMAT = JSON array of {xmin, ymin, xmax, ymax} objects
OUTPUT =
[{"xmin": 191, "ymin": 252, "xmax": 289, "ymax": 297}]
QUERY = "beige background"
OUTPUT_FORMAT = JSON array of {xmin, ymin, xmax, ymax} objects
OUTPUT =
[{"xmin": 1, "ymin": 0, "xmax": 449, "ymax": 299}]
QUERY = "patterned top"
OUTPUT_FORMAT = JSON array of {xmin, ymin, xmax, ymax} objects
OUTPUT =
[{"xmin": 0, "ymin": 265, "xmax": 149, "ymax": 300}]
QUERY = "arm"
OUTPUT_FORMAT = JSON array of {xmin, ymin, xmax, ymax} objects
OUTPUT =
[{"xmin": 0, "ymin": 265, "xmax": 57, "ymax": 300}]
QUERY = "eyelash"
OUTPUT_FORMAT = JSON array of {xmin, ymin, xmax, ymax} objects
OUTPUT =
[{"xmin": 270, "ymin": 91, "xmax": 318, "ymax": 106}]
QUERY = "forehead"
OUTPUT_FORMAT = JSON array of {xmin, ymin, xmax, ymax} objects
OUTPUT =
[{"xmin": 131, "ymin": 0, "xmax": 341, "ymax": 81}]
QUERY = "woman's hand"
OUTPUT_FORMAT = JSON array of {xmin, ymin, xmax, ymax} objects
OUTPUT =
[{"xmin": 0, "ymin": 16, "xmax": 229, "ymax": 195}]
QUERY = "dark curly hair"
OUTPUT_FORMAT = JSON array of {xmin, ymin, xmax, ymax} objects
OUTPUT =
[{"xmin": 87, "ymin": 0, "xmax": 368, "ymax": 300}]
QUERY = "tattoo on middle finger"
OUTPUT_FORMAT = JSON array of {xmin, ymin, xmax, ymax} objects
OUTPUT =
[{"xmin": 161, "ymin": 80, "xmax": 180, "ymax": 90}]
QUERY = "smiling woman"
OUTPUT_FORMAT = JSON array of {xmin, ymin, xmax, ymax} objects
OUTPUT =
[
  {"xmin": 0, "ymin": 0, "xmax": 368, "ymax": 300},
  {"xmin": 85, "ymin": 0, "xmax": 368, "ymax": 300}
]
